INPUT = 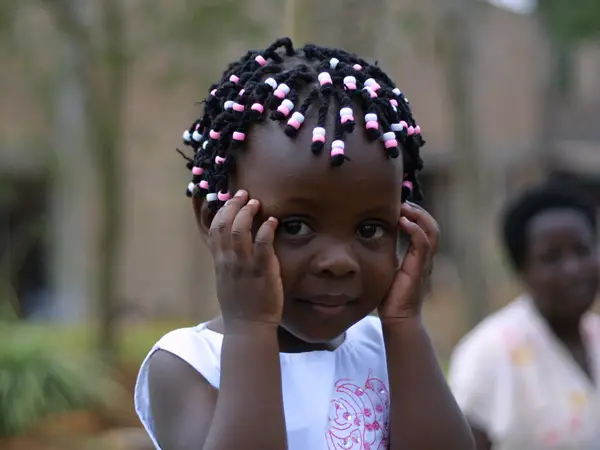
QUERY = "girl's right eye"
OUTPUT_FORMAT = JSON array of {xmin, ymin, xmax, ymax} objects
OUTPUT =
[{"xmin": 280, "ymin": 220, "xmax": 313, "ymax": 237}]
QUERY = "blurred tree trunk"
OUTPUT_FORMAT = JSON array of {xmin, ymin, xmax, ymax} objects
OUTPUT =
[
  {"xmin": 438, "ymin": 0, "xmax": 489, "ymax": 327},
  {"xmin": 45, "ymin": 0, "xmax": 127, "ymax": 364}
]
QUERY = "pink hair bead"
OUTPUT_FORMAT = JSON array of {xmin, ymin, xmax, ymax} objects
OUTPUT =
[
  {"xmin": 199, "ymin": 180, "xmax": 209, "ymax": 190},
  {"xmin": 353, "ymin": 64, "xmax": 362, "ymax": 70},
  {"xmin": 215, "ymin": 155, "xmax": 226, "ymax": 164},
  {"xmin": 407, "ymin": 126, "xmax": 415, "ymax": 135},
  {"xmin": 251, "ymin": 103, "xmax": 264, "ymax": 113},
  {"xmin": 365, "ymin": 113, "xmax": 379, "ymax": 130},
  {"xmin": 343, "ymin": 76, "xmax": 357, "ymax": 90},
  {"xmin": 402, "ymin": 180, "xmax": 414, "ymax": 190},
  {"xmin": 390, "ymin": 99, "xmax": 398, "ymax": 107},
  {"xmin": 192, "ymin": 166, "xmax": 204, "ymax": 175},
  {"xmin": 232, "ymin": 131, "xmax": 246, "ymax": 141},
  {"xmin": 255, "ymin": 55, "xmax": 266, "ymax": 66},
  {"xmin": 277, "ymin": 99, "xmax": 294, "ymax": 117},
  {"xmin": 384, "ymin": 139, "xmax": 398, "ymax": 149},
  {"xmin": 364, "ymin": 86, "xmax": 378, "ymax": 98},
  {"xmin": 331, "ymin": 139, "xmax": 344, "ymax": 156},
  {"xmin": 232, "ymin": 102, "xmax": 245, "ymax": 112},
  {"xmin": 210, "ymin": 89, "xmax": 217, "ymax": 96},
  {"xmin": 229, "ymin": 75, "xmax": 240, "ymax": 83},
  {"xmin": 414, "ymin": 125, "xmax": 422, "ymax": 134},
  {"xmin": 312, "ymin": 126, "xmax": 326, "ymax": 143},
  {"xmin": 209, "ymin": 129, "xmax": 221, "ymax": 140},
  {"xmin": 217, "ymin": 191, "xmax": 231, "ymax": 202},
  {"xmin": 287, "ymin": 112, "xmax": 304, "ymax": 129},
  {"xmin": 318, "ymin": 72, "xmax": 333, "ymax": 86},
  {"xmin": 273, "ymin": 83, "xmax": 290, "ymax": 99},
  {"xmin": 400, "ymin": 121, "xmax": 408, "ymax": 129},
  {"xmin": 238, "ymin": 89, "xmax": 245, "ymax": 96}
]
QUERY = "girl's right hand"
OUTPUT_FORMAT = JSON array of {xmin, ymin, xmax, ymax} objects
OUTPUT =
[{"xmin": 208, "ymin": 190, "xmax": 284, "ymax": 330}]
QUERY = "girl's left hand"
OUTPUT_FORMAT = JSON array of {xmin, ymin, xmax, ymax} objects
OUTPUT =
[{"xmin": 378, "ymin": 202, "xmax": 440, "ymax": 323}]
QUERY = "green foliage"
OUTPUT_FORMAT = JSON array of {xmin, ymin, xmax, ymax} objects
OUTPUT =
[
  {"xmin": 0, "ymin": 326, "xmax": 121, "ymax": 437},
  {"xmin": 538, "ymin": 0, "xmax": 600, "ymax": 43}
]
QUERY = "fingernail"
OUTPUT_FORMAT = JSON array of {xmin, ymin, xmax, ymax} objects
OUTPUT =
[
  {"xmin": 235, "ymin": 189, "xmax": 246, "ymax": 197},
  {"xmin": 248, "ymin": 199, "xmax": 258, "ymax": 206}
]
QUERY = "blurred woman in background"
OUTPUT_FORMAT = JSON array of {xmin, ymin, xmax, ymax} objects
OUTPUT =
[{"xmin": 448, "ymin": 179, "xmax": 599, "ymax": 449}]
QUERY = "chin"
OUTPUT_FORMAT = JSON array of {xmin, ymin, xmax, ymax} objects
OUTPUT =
[{"xmin": 282, "ymin": 322, "xmax": 347, "ymax": 344}]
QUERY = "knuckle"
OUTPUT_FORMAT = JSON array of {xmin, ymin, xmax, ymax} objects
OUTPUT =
[{"xmin": 230, "ymin": 227, "xmax": 244, "ymax": 242}]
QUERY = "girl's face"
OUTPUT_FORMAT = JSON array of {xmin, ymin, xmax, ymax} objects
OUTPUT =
[{"xmin": 200, "ymin": 118, "xmax": 405, "ymax": 349}]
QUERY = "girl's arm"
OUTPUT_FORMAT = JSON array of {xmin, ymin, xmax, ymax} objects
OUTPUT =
[
  {"xmin": 383, "ymin": 319, "xmax": 474, "ymax": 449},
  {"xmin": 148, "ymin": 322, "xmax": 287, "ymax": 450}
]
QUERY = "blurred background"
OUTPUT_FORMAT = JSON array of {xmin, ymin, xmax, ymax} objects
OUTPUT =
[{"xmin": 1, "ymin": 0, "xmax": 599, "ymax": 448}]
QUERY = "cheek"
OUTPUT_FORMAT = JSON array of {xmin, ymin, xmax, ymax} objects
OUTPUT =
[{"xmin": 361, "ymin": 243, "xmax": 398, "ymax": 296}]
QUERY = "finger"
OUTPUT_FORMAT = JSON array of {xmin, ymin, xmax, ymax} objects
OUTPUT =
[
  {"xmin": 398, "ymin": 216, "xmax": 430, "ymax": 279},
  {"xmin": 230, "ymin": 198, "xmax": 261, "ymax": 257},
  {"xmin": 401, "ymin": 203, "xmax": 440, "ymax": 255},
  {"xmin": 209, "ymin": 190, "xmax": 248, "ymax": 251},
  {"xmin": 253, "ymin": 217, "xmax": 278, "ymax": 266}
]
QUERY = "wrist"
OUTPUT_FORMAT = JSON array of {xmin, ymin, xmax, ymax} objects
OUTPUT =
[
  {"xmin": 222, "ymin": 318, "xmax": 280, "ymax": 337},
  {"xmin": 380, "ymin": 313, "xmax": 423, "ymax": 330}
]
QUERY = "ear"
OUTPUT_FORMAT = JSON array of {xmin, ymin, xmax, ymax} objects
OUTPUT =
[{"xmin": 192, "ymin": 196, "xmax": 214, "ymax": 245}]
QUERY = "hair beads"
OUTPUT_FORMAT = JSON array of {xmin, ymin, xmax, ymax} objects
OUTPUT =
[
  {"xmin": 330, "ymin": 140, "xmax": 345, "ymax": 166},
  {"xmin": 176, "ymin": 37, "xmax": 425, "ymax": 208}
]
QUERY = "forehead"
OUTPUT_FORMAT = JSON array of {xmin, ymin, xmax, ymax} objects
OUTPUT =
[
  {"xmin": 527, "ymin": 208, "xmax": 594, "ymax": 244},
  {"xmin": 232, "ymin": 117, "xmax": 404, "ymax": 209}
]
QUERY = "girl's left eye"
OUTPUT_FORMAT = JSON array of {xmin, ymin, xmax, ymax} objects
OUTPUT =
[{"xmin": 357, "ymin": 224, "xmax": 386, "ymax": 240}]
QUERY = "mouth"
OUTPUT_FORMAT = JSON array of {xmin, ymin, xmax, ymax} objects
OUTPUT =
[{"xmin": 295, "ymin": 295, "xmax": 357, "ymax": 316}]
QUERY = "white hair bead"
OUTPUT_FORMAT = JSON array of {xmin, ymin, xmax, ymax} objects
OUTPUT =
[
  {"xmin": 312, "ymin": 127, "xmax": 326, "ymax": 136},
  {"xmin": 265, "ymin": 78, "xmax": 277, "ymax": 89},
  {"xmin": 290, "ymin": 112, "xmax": 304, "ymax": 123},
  {"xmin": 206, "ymin": 193, "xmax": 218, "ymax": 202},
  {"xmin": 365, "ymin": 113, "xmax": 378, "ymax": 122},
  {"xmin": 329, "ymin": 58, "xmax": 339, "ymax": 69},
  {"xmin": 281, "ymin": 99, "xmax": 294, "ymax": 110}
]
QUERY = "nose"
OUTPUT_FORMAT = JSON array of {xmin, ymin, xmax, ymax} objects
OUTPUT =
[{"xmin": 311, "ymin": 240, "xmax": 359, "ymax": 278}]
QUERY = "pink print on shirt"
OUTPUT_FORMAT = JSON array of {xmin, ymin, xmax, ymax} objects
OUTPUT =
[{"xmin": 326, "ymin": 370, "xmax": 390, "ymax": 449}]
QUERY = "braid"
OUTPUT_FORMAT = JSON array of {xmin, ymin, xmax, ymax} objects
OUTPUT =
[{"xmin": 179, "ymin": 37, "xmax": 426, "ymax": 211}]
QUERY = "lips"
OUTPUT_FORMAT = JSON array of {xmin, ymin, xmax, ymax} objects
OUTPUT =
[
  {"xmin": 298, "ymin": 294, "xmax": 356, "ymax": 307},
  {"xmin": 295, "ymin": 295, "xmax": 357, "ymax": 317}
]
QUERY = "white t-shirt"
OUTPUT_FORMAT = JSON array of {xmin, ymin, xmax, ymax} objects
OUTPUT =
[
  {"xmin": 448, "ymin": 296, "xmax": 600, "ymax": 450},
  {"xmin": 135, "ymin": 316, "xmax": 391, "ymax": 450}
]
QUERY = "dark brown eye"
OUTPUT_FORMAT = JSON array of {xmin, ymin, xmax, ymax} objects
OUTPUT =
[{"xmin": 357, "ymin": 224, "xmax": 385, "ymax": 241}]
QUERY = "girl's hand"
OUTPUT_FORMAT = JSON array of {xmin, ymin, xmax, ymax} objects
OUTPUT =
[
  {"xmin": 208, "ymin": 190, "xmax": 284, "ymax": 330},
  {"xmin": 378, "ymin": 202, "xmax": 439, "ymax": 323}
]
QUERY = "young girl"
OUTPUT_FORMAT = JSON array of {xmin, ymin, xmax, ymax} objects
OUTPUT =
[{"xmin": 134, "ymin": 38, "xmax": 473, "ymax": 450}]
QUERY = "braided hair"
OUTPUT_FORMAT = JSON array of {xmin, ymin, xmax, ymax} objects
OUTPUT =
[{"xmin": 177, "ymin": 37, "xmax": 425, "ymax": 212}]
